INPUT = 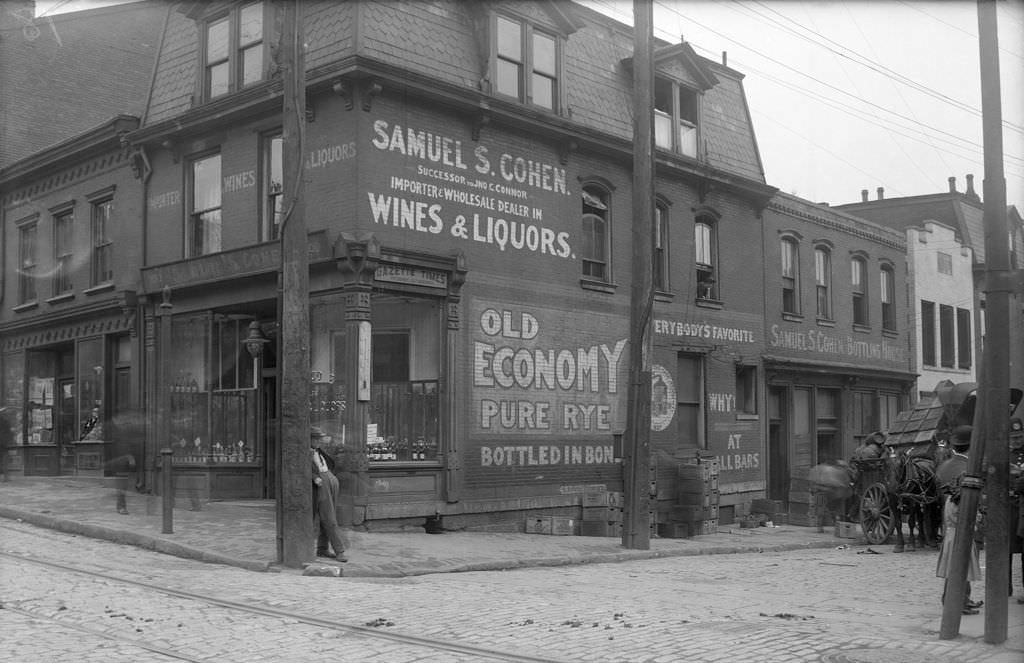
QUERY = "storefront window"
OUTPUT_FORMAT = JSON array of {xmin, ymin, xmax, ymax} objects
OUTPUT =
[
  {"xmin": 167, "ymin": 314, "xmax": 261, "ymax": 464},
  {"xmin": 77, "ymin": 337, "xmax": 105, "ymax": 428},
  {"xmin": 368, "ymin": 295, "xmax": 441, "ymax": 462},
  {"xmin": 310, "ymin": 295, "xmax": 348, "ymax": 444},
  {"xmin": 25, "ymin": 352, "xmax": 56, "ymax": 446}
]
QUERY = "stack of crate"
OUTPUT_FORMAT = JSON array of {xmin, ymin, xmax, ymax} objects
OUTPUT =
[
  {"xmin": 787, "ymin": 476, "xmax": 826, "ymax": 527},
  {"xmin": 659, "ymin": 457, "xmax": 720, "ymax": 537},
  {"xmin": 580, "ymin": 490, "xmax": 623, "ymax": 537}
]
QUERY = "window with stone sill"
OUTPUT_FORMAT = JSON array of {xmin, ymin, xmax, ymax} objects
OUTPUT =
[
  {"xmin": 19, "ymin": 220, "xmax": 38, "ymax": 305},
  {"xmin": 53, "ymin": 208, "xmax": 74, "ymax": 297},
  {"xmin": 262, "ymin": 133, "xmax": 283, "ymax": 242},
  {"xmin": 781, "ymin": 237, "xmax": 800, "ymax": 315},
  {"xmin": 493, "ymin": 14, "xmax": 562, "ymax": 112},
  {"xmin": 654, "ymin": 201, "xmax": 669, "ymax": 292},
  {"xmin": 695, "ymin": 217, "xmax": 717, "ymax": 300},
  {"xmin": 851, "ymin": 256, "xmax": 868, "ymax": 326},
  {"xmin": 188, "ymin": 152, "xmax": 222, "ymax": 257},
  {"xmin": 201, "ymin": 2, "xmax": 267, "ymax": 102},
  {"xmin": 91, "ymin": 198, "xmax": 113, "ymax": 286},
  {"xmin": 581, "ymin": 186, "xmax": 611, "ymax": 282}
]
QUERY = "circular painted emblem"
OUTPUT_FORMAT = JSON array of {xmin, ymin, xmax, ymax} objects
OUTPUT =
[{"xmin": 650, "ymin": 363, "xmax": 676, "ymax": 432}]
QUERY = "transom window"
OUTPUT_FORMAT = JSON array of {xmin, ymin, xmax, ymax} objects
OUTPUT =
[
  {"xmin": 695, "ymin": 217, "xmax": 717, "ymax": 300},
  {"xmin": 53, "ymin": 208, "xmax": 74, "ymax": 296},
  {"xmin": 189, "ymin": 153, "xmax": 222, "ymax": 257},
  {"xmin": 494, "ymin": 15, "xmax": 560, "ymax": 111},
  {"xmin": 91, "ymin": 199, "xmax": 113, "ymax": 285},
  {"xmin": 203, "ymin": 2, "xmax": 265, "ymax": 101},
  {"xmin": 654, "ymin": 77, "xmax": 699, "ymax": 157},
  {"xmin": 814, "ymin": 247, "xmax": 832, "ymax": 320},
  {"xmin": 581, "ymin": 186, "xmax": 610, "ymax": 281},
  {"xmin": 781, "ymin": 238, "xmax": 800, "ymax": 314}
]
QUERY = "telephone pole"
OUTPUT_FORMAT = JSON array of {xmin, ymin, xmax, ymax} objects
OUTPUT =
[
  {"xmin": 277, "ymin": 0, "xmax": 312, "ymax": 568},
  {"xmin": 622, "ymin": 0, "xmax": 654, "ymax": 550},
  {"xmin": 939, "ymin": 0, "xmax": 1011, "ymax": 642}
]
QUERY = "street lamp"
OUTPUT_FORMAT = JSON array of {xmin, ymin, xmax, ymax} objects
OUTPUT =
[{"xmin": 244, "ymin": 320, "xmax": 269, "ymax": 389}]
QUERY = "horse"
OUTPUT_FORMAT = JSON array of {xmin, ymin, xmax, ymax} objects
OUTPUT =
[{"xmin": 889, "ymin": 440, "xmax": 947, "ymax": 553}]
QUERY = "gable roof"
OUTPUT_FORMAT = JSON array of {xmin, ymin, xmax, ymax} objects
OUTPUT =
[
  {"xmin": 0, "ymin": 1, "xmax": 166, "ymax": 170},
  {"xmin": 621, "ymin": 41, "xmax": 719, "ymax": 91}
]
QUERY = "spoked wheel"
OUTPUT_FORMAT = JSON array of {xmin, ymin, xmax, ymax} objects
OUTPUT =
[{"xmin": 859, "ymin": 482, "xmax": 896, "ymax": 545}]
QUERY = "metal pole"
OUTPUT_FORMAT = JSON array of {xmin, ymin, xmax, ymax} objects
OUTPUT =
[
  {"xmin": 160, "ymin": 447, "xmax": 173, "ymax": 534},
  {"xmin": 278, "ymin": 0, "xmax": 313, "ymax": 568},
  {"xmin": 622, "ymin": 0, "xmax": 654, "ymax": 550},
  {"xmin": 977, "ymin": 0, "xmax": 1011, "ymax": 643}
]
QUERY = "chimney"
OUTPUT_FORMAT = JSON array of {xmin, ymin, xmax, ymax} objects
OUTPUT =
[
  {"xmin": 877, "ymin": 187, "xmax": 884, "ymax": 200},
  {"xmin": 861, "ymin": 189, "xmax": 869, "ymax": 202},
  {"xmin": 965, "ymin": 174, "xmax": 978, "ymax": 200},
  {"xmin": 722, "ymin": 51, "xmax": 727, "ymax": 66},
  {"xmin": 948, "ymin": 176, "xmax": 957, "ymax": 193}
]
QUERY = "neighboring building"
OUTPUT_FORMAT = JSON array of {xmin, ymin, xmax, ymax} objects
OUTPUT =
[
  {"xmin": 0, "ymin": 1, "xmax": 165, "ymax": 478},
  {"xmin": 836, "ymin": 178, "xmax": 1024, "ymax": 402},
  {"xmin": 906, "ymin": 221, "xmax": 976, "ymax": 400},
  {"xmin": 1, "ymin": 1, "xmax": 915, "ymax": 533},
  {"xmin": 759, "ymin": 194, "xmax": 913, "ymax": 518}
]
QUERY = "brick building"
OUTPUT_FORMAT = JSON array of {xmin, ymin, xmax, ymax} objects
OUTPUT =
[{"xmin": 1, "ymin": 1, "xmax": 914, "ymax": 532}]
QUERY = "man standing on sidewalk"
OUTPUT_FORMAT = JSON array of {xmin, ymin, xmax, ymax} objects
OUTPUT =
[
  {"xmin": 311, "ymin": 428, "xmax": 347, "ymax": 562},
  {"xmin": 935, "ymin": 425, "xmax": 982, "ymax": 615}
]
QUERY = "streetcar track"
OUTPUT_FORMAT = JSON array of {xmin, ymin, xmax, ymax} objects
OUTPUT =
[
  {"xmin": 2, "ymin": 602, "xmax": 204, "ymax": 662},
  {"xmin": 0, "ymin": 549, "xmax": 567, "ymax": 663}
]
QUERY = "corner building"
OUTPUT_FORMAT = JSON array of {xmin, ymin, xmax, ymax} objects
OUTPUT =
[{"xmin": 13, "ymin": 0, "xmax": 907, "ymax": 531}]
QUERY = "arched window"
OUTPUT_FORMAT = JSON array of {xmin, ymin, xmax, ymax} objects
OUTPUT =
[
  {"xmin": 852, "ymin": 256, "xmax": 868, "ymax": 326},
  {"xmin": 581, "ymin": 186, "xmax": 610, "ymax": 281},
  {"xmin": 694, "ymin": 216, "xmax": 717, "ymax": 299},
  {"xmin": 814, "ymin": 247, "xmax": 832, "ymax": 320},
  {"xmin": 781, "ymin": 237, "xmax": 800, "ymax": 314},
  {"xmin": 880, "ymin": 263, "xmax": 895, "ymax": 331}
]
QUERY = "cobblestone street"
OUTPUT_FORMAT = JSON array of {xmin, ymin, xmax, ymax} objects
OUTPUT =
[{"xmin": 2, "ymin": 521, "xmax": 1021, "ymax": 662}]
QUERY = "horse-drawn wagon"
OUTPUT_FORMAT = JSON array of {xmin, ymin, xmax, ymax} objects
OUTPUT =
[{"xmin": 850, "ymin": 381, "xmax": 1021, "ymax": 549}]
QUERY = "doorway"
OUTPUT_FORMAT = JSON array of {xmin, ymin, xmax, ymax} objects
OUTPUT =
[{"xmin": 767, "ymin": 386, "xmax": 788, "ymax": 502}]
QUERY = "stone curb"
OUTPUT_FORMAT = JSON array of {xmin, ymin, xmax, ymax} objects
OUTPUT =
[{"xmin": 0, "ymin": 506, "xmax": 272, "ymax": 573}]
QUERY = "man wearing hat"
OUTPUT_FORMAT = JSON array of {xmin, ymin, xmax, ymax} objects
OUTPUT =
[
  {"xmin": 311, "ymin": 427, "xmax": 347, "ymax": 562},
  {"xmin": 934, "ymin": 424, "xmax": 982, "ymax": 614}
]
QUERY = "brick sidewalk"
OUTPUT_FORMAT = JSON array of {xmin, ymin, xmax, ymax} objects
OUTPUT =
[{"xmin": 0, "ymin": 475, "xmax": 871, "ymax": 576}]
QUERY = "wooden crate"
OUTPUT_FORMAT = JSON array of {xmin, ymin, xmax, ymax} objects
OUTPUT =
[
  {"xmin": 550, "ymin": 516, "xmax": 578, "ymax": 536},
  {"xmin": 524, "ymin": 516, "xmax": 553, "ymax": 534}
]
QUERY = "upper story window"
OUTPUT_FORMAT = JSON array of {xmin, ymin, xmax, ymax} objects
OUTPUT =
[
  {"xmin": 781, "ymin": 237, "xmax": 800, "ymax": 314},
  {"xmin": 18, "ymin": 219, "xmax": 38, "ymax": 304},
  {"xmin": 880, "ymin": 264, "xmax": 896, "ymax": 331},
  {"xmin": 53, "ymin": 207, "xmax": 74, "ymax": 296},
  {"xmin": 91, "ymin": 198, "xmax": 113, "ymax": 285},
  {"xmin": 494, "ymin": 14, "xmax": 561, "ymax": 112},
  {"xmin": 203, "ymin": 2, "xmax": 265, "ymax": 101},
  {"xmin": 921, "ymin": 300, "xmax": 936, "ymax": 366},
  {"xmin": 852, "ymin": 256, "xmax": 868, "ymax": 326},
  {"xmin": 581, "ymin": 186, "xmax": 610, "ymax": 281},
  {"xmin": 654, "ymin": 77, "xmax": 699, "ymax": 158},
  {"xmin": 654, "ymin": 201, "xmax": 668, "ymax": 292},
  {"xmin": 189, "ymin": 152, "xmax": 222, "ymax": 257},
  {"xmin": 814, "ymin": 247, "xmax": 832, "ymax": 320},
  {"xmin": 695, "ymin": 216, "xmax": 717, "ymax": 300},
  {"xmin": 262, "ymin": 133, "xmax": 283, "ymax": 242},
  {"xmin": 956, "ymin": 307, "xmax": 972, "ymax": 369},
  {"xmin": 937, "ymin": 252, "xmax": 953, "ymax": 275}
]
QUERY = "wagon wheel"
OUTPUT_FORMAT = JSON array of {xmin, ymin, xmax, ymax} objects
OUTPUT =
[{"xmin": 859, "ymin": 482, "xmax": 895, "ymax": 545}]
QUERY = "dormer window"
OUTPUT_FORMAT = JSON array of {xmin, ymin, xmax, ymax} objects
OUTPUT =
[
  {"xmin": 493, "ymin": 14, "xmax": 562, "ymax": 112},
  {"xmin": 202, "ymin": 2, "xmax": 266, "ymax": 101},
  {"xmin": 654, "ymin": 77, "xmax": 699, "ymax": 157}
]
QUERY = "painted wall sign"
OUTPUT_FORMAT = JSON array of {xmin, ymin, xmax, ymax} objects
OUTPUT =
[
  {"xmin": 654, "ymin": 318, "xmax": 757, "ymax": 343},
  {"xmin": 711, "ymin": 421, "xmax": 761, "ymax": 482},
  {"xmin": 769, "ymin": 324, "xmax": 904, "ymax": 362},
  {"xmin": 223, "ymin": 169, "xmax": 256, "ymax": 193},
  {"xmin": 147, "ymin": 190, "xmax": 180, "ymax": 209},
  {"xmin": 366, "ymin": 117, "xmax": 574, "ymax": 260},
  {"xmin": 307, "ymin": 142, "xmax": 356, "ymax": 169},
  {"xmin": 473, "ymin": 306, "xmax": 626, "ymax": 434},
  {"xmin": 650, "ymin": 364, "xmax": 675, "ymax": 431}
]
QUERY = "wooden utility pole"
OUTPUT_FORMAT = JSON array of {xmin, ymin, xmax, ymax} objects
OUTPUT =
[
  {"xmin": 622, "ymin": 0, "xmax": 654, "ymax": 550},
  {"xmin": 940, "ymin": 0, "xmax": 1011, "ymax": 642},
  {"xmin": 277, "ymin": 0, "xmax": 312, "ymax": 569}
]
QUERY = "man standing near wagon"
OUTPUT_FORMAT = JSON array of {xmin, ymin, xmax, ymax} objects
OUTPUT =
[{"xmin": 935, "ymin": 425, "xmax": 983, "ymax": 615}]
